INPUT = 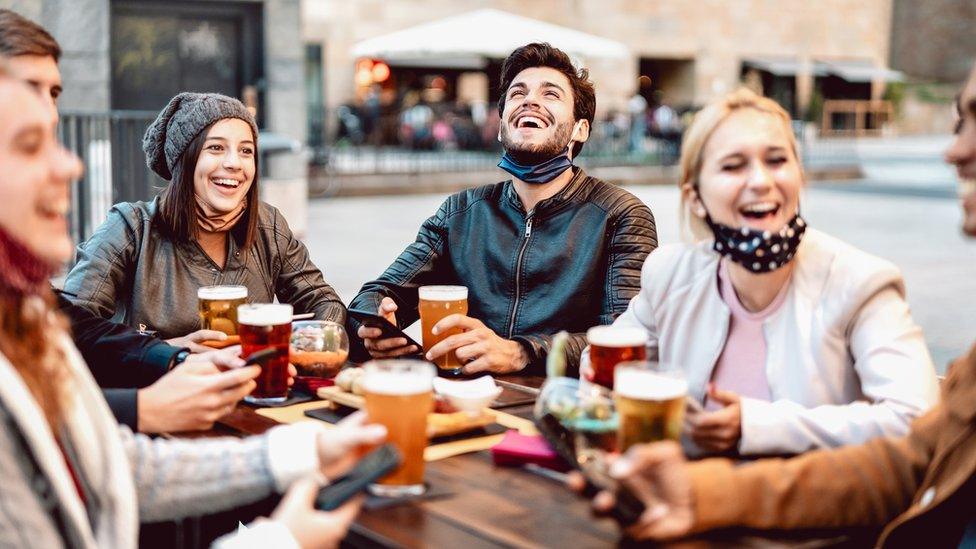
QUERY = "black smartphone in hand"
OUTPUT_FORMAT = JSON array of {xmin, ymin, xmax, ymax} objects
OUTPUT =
[
  {"xmin": 347, "ymin": 308, "xmax": 424, "ymax": 358},
  {"xmin": 315, "ymin": 443, "xmax": 403, "ymax": 511},
  {"xmin": 535, "ymin": 413, "xmax": 646, "ymax": 526}
]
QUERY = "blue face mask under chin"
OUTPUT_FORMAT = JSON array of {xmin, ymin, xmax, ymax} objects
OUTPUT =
[{"xmin": 497, "ymin": 146, "xmax": 574, "ymax": 185}]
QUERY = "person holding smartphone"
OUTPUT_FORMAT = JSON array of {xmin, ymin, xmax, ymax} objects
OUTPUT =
[{"xmin": 349, "ymin": 42, "xmax": 658, "ymax": 376}]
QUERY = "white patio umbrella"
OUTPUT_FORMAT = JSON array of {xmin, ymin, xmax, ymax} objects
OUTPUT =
[{"xmin": 351, "ymin": 9, "xmax": 630, "ymax": 64}]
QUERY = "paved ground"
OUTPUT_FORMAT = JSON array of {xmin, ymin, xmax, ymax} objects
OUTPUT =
[{"xmin": 305, "ymin": 169, "xmax": 976, "ymax": 373}]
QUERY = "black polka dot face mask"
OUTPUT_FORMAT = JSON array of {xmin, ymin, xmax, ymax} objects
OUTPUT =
[{"xmin": 704, "ymin": 212, "xmax": 807, "ymax": 273}]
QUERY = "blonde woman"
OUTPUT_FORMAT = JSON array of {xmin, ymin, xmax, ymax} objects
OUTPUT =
[{"xmin": 588, "ymin": 88, "xmax": 938, "ymax": 456}]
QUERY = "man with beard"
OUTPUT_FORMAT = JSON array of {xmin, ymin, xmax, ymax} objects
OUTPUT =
[{"xmin": 349, "ymin": 43, "xmax": 657, "ymax": 375}]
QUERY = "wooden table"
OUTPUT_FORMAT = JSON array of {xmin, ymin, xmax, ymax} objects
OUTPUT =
[{"xmin": 207, "ymin": 375, "xmax": 870, "ymax": 549}]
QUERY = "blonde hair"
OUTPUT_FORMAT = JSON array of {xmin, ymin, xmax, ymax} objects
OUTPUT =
[{"xmin": 678, "ymin": 87, "xmax": 801, "ymax": 240}]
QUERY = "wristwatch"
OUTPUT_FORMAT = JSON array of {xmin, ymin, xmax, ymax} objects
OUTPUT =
[{"xmin": 169, "ymin": 350, "xmax": 191, "ymax": 371}]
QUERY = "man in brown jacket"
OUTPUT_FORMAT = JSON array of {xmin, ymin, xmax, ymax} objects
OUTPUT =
[{"xmin": 580, "ymin": 65, "xmax": 976, "ymax": 548}]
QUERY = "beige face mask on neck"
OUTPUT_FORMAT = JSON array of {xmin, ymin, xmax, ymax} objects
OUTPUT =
[{"xmin": 195, "ymin": 195, "xmax": 248, "ymax": 233}]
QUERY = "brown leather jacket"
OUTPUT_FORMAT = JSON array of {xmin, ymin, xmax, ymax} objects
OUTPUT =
[
  {"xmin": 689, "ymin": 344, "xmax": 976, "ymax": 547},
  {"xmin": 62, "ymin": 198, "xmax": 344, "ymax": 339}
]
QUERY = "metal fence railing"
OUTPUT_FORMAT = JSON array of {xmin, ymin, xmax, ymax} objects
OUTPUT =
[{"xmin": 59, "ymin": 110, "xmax": 163, "ymax": 243}]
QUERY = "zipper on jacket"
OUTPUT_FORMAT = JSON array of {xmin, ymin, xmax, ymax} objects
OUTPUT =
[{"xmin": 507, "ymin": 212, "xmax": 534, "ymax": 338}]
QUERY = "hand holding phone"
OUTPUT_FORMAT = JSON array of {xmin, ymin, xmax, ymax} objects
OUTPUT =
[
  {"xmin": 315, "ymin": 444, "xmax": 403, "ymax": 510},
  {"xmin": 535, "ymin": 414, "xmax": 645, "ymax": 525},
  {"xmin": 348, "ymin": 308, "xmax": 424, "ymax": 358}
]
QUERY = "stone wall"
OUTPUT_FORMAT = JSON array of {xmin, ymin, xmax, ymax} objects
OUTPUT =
[{"xmin": 890, "ymin": 0, "xmax": 976, "ymax": 83}]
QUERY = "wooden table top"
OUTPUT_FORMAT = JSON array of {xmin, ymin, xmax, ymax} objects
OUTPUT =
[{"xmin": 208, "ymin": 375, "xmax": 867, "ymax": 549}]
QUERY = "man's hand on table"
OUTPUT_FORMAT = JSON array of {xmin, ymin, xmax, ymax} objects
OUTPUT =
[
  {"xmin": 358, "ymin": 297, "xmax": 420, "ymax": 358},
  {"xmin": 568, "ymin": 441, "xmax": 695, "ymax": 541},
  {"xmin": 425, "ymin": 314, "xmax": 529, "ymax": 374},
  {"xmin": 166, "ymin": 328, "xmax": 230, "ymax": 352}
]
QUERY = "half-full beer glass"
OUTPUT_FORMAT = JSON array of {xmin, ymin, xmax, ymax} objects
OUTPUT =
[
  {"xmin": 198, "ymin": 285, "xmax": 248, "ymax": 335},
  {"xmin": 362, "ymin": 360, "xmax": 435, "ymax": 496},
  {"xmin": 238, "ymin": 303, "xmax": 292, "ymax": 405},
  {"xmin": 614, "ymin": 361, "xmax": 687, "ymax": 451},
  {"xmin": 587, "ymin": 326, "xmax": 648, "ymax": 388},
  {"xmin": 418, "ymin": 285, "xmax": 468, "ymax": 375}
]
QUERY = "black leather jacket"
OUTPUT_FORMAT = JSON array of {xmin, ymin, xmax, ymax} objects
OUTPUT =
[
  {"xmin": 63, "ymin": 197, "xmax": 345, "ymax": 339},
  {"xmin": 349, "ymin": 168, "xmax": 657, "ymax": 374}
]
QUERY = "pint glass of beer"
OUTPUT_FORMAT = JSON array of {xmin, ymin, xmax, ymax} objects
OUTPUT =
[
  {"xmin": 586, "ymin": 326, "xmax": 648, "ymax": 388},
  {"xmin": 418, "ymin": 285, "xmax": 468, "ymax": 375},
  {"xmin": 238, "ymin": 303, "xmax": 293, "ymax": 405},
  {"xmin": 198, "ymin": 285, "xmax": 248, "ymax": 335},
  {"xmin": 614, "ymin": 361, "xmax": 687, "ymax": 451},
  {"xmin": 362, "ymin": 360, "xmax": 435, "ymax": 496}
]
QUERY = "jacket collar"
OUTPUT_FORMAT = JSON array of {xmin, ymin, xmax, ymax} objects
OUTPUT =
[{"xmin": 503, "ymin": 166, "xmax": 589, "ymax": 217}]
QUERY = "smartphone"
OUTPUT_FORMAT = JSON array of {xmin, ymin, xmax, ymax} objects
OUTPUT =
[
  {"xmin": 243, "ymin": 347, "xmax": 285, "ymax": 366},
  {"xmin": 315, "ymin": 443, "xmax": 403, "ymax": 510},
  {"xmin": 535, "ymin": 413, "xmax": 645, "ymax": 526},
  {"xmin": 347, "ymin": 308, "xmax": 424, "ymax": 357}
]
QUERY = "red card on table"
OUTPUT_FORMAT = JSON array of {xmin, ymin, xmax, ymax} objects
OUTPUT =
[{"xmin": 490, "ymin": 430, "xmax": 570, "ymax": 472}]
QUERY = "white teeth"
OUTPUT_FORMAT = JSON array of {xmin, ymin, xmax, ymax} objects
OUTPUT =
[
  {"xmin": 212, "ymin": 178, "xmax": 240, "ymax": 187},
  {"xmin": 741, "ymin": 202, "xmax": 778, "ymax": 214},
  {"xmin": 516, "ymin": 115, "xmax": 546, "ymax": 129},
  {"xmin": 959, "ymin": 178, "xmax": 976, "ymax": 197}
]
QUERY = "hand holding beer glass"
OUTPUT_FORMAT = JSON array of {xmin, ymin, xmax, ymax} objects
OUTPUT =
[
  {"xmin": 361, "ymin": 360, "xmax": 435, "ymax": 497},
  {"xmin": 238, "ymin": 303, "xmax": 292, "ymax": 405},
  {"xmin": 586, "ymin": 326, "xmax": 648, "ymax": 388},
  {"xmin": 418, "ymin": 285, "xmax": 468, "ymax": 375},
  {"xmin": 614, "ymin": 361, "xmax": 687, "ymax": 451},
  {"xmin": 198, "ymin": 285, "xmax": 248, "ymax": 335}
]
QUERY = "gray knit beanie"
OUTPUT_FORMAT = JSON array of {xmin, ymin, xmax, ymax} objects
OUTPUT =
[{"xmin": 142, "ymin": 92, "xmax": 259, "ymax": 180}]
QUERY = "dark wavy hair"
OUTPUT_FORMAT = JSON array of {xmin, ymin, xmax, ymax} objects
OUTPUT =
[
  {"xmin": 497, "ymin": 42, "xmax": 596, "ymax": 157},
  {"xmin": 155, "ymin": 123, "xmax": 260, "ymax": 249}
]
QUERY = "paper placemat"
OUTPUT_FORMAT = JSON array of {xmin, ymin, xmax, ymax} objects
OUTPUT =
[
  {"xmin": 256, "ymin": 401, "xmax": 335, "ymax": 423},
  {"xmin": 256, "ymin": 403, "xmax": 539, "ymax": 461}
]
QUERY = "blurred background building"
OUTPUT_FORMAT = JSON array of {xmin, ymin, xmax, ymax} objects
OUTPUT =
[{"xmin": 4, "ymin": 0, "xmax": 976, "ymax": 238}]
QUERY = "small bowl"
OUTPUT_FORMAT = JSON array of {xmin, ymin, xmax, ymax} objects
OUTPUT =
[
  {"xmin": 433, "ymin": 376, "xmax": 503, "ymax": 414},
  {"xmin": 290, "ymin": 320, "xmax": 349, "ymax": 378}
]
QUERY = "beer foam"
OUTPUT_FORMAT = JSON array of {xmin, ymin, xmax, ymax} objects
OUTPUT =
[
  {"xmin": 198, "ymin": 285, "xmax": 248, "ymax": 300},
  {"xmin": 614, "ymin": 368, "xmax": 687, "ymax": 400},
  {"xmin": 587, "ymin": 326, "xmax": 648, "ymax": 348},
  {"xmin": 418, "ymin": 285, "xmax": 468, "ymax": 301},
  {"xmin": 237, "ymin": 304, "xmax": 292, "ymax": 326},
  {"xmin": 362, "ymin": 372, "xmax": 432, "ymax": 395}
]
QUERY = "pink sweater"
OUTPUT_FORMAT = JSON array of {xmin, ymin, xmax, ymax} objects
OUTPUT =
[{"xmin": 705, "ymin": 259, "xmax": 789, "ymax": 410}]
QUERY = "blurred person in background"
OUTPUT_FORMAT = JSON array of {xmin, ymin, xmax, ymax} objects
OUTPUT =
[
  {"xmin": 574, "ymin": 63, "xmax": 976, "ymax": 547},
  {"xmin": 0, "ymin": 66, "xmax": 384, "ymax": 549},
  {"xmin": 583, "ymin": 88, "xmax": 938, "ymax": 457},
  {"xmin": 63, "ymin": 92, "xmax": 346, "ymax": 339},
  {"xmin": 0, "ymin": 8, "xmax": 289, "ymax": 435},
  {"xmin": 351, "ymin": 42, "xmax": 657, "ymax": 376}
]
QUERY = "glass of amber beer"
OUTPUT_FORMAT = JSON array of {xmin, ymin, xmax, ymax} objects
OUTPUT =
[
  {"xmin": 586, "ymin": 326, "xmax": 648, "ymax": 388},
  {"xmin": 418, "ymin": 285, "xmax": 468, "ymax": 375},
  {"xmin": 614, "ymin": 361, "xmax": 687, "ymax": 451},
  {"xmin": 362, "ymin": 360, "xmax": 435, "ymax": 496},
  {"xmin": 198, "ymin": 285, "xmax": 248, "ymax": 336},
  {"xmin": 238, "ymin": 303, "xmax": 292, "ymax": 405}
]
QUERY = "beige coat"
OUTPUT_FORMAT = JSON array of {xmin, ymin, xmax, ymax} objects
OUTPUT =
[{"xmin": 690, "ymin": 344, "xmax": 976, "ymax": 547}]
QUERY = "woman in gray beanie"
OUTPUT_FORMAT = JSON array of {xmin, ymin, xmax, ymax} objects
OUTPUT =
[{"xmin": 63, "ymin": 92, "xmax": 345, "ymax": 342}]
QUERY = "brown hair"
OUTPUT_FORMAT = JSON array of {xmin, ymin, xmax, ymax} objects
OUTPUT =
[
  {"xmin": 678, "ymin": 87, "xmax": 801, "ymax": 240},
  {"xmin": 497, "ymin": 42, "xmax": 596, "ymax": 158},
  {"xmin": 155, "ymin": 122, "xmax": 260, "ymax": 248},
  {"xmin": 0, "ymin": 292, "xmax": 70, "ymax": 431},
  {"xmin": 0, "ymin": 9, "xmax": 61, "ymax": 61}
]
